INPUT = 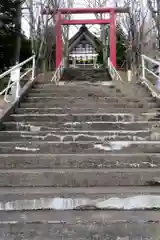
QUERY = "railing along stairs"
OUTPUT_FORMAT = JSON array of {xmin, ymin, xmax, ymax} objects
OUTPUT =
[
  {"xmin": 108, "ymin": 57, "xmax": 124, "ymax": 83},
  {"xmin": 108, "ymin": 55, "xmax": 160, "ymax": 100},
  {"xmin": 141, "ymin": 54, "xmax": 160, "ymax": 98},
  {"xmin": 51, "ymin": 58, "xmax": 65, "ymax": 85},
  {"xmin": 0, "ymin": 55, "xmax": 36, "ymax": 103}
]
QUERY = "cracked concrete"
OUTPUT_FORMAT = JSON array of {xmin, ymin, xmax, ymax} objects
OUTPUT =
[{"xmin": 0, "ymin": 68, "xmax": 160, "ymax": 238}]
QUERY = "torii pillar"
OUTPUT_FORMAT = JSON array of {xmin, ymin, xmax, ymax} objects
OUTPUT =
[
  {"xmin": 55, "ymin": 12, "xmax": 63, "ymax": 68},
  {"xmin": 110, "ymin": 10, "xmax": 116, "ymax": 67}
]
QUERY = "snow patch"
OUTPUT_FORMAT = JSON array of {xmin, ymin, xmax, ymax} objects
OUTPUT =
[
  {"xmin": 15, "ymin": 146, "xmax": 39, "ymax": 152},
  {"xmin": 94, "ymin": 142, "xmax": 131, "ymax": 151},
  {"xmin": 1, "ymin": 195, "xmax": 160, "ymax": 211},
  {"xmin": 97, "ymin": 195, "xmax": 160, "ymax": 209},
  {"xmin": 142, "ymin": 162, "xmax": 157, "ymax": 168},
  {"xmin": 64, "ymin": 122, "xmax": 81, "ymax": 126},
  {"xmin": 129, "ymin": 163, "xmax": 140, "ymax": 168},
  {"xmin": 16, "ymin": 122, "xmax": 41, "ymax": 132},
  {"xmin": 30, "ymin": 126, "xmax": 41, "ymax": 132},
  {"xmin": 116, "ymin": 237, "xmax": 129, "ymax": 240}
]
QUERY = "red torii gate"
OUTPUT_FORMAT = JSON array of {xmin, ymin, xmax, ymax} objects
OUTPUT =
[{"xmin": 43, "ymin": 7, "xmax": 129, "ymax": 69}]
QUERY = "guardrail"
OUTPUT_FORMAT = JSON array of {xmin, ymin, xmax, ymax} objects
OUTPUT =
[
  {"xmin": 108, "ymin": 58, "xmax": 124, "ymax": 83},
  {"xmin": 0, "ymin": 55, "xmax": 36, "ymax": 103},
  {"xmin": 141, "ymin": 54, "xmax": 160, "ymax": 98},
  {"xmin": 51, "ymin": 59, "xmax": 65, "ymax": 85}
]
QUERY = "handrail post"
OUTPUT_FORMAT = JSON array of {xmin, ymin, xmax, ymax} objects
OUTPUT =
[
  {"xmin": 0, "ymin": 55, "xmax": 35, "ymax": 103},
  {"xmin": 141, "ymin": 55, "xmax": 145, "ymax": 79},
  {"xmin": 16, "ymin": 79, "xmax": 20, "ymax": 99},
  {"xmin": 10, "ymin": 66, "xmax": 21, "ymax": 100},
  {"xmin": 31, "ymin": 55, "xmax": 36, "ymax": 81}
]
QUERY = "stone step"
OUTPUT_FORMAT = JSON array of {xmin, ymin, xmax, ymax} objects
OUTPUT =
[
  {"xmin": 3, "ymin": 121, "xmax": 158, "ymax": 131},
  {"xmin": 0, "ymin": 168, "xmax": 159, "ymax": 186},
  {"xmin": 33, "ymin": 82, "xmax": 114, "ymax": 88},
  {"xmin": 61, "ymin": 76, "xmax": 110, "ymax": 81},
  {"xmin": 32, "ymin": 89, "xmax": 120, "ymax": 95},
  {"xmin": 0, "ymin": 153, "xmax": 159, "ymax": 169},
  {"xmin": 28, "ymin": 91, "xmax": 124, "ymax": 97},
  {"xmin": 26, "ymin": 94, "xmax": 155, "ymax": 101},
  {"xmin": 0, "ymin": 188, "xmax": 160, "ymax": 211},
  {"xmin": 9, "ymin": 113, "xmax": 154, "ymax": 122},
  {"xmin": 0, "ymin": 129, "xmax": 155, "ymax": 141},
  {"xmin": 61, "ymin": 77, "xmax": 110, "ymax": 81},
  {"xmin": 33, "ymin": 83, "xmax": 114, "ymax": 89},
  {"xmin": 16, "ymin": 107, "xmax": 160, "ymax": 114},
  {"xmin": 47, "ymin": 72, "xmax": 110, "ymax": 79},
  {"xmin": 23, "ymin": 97, "xmax": 156, "ymax": 106},
  {"xmin": 0, "ymin": 209, "xmax": 159, "ymax": 223},
  {"xmin": 24, "ymin": 97, "xmax": 144, "ymax": 104},
  {"xmin": 0, "ymin": 186, "xmax": 159, "ymax": 200},
  {"xmin": 0, "ymin": 221, "xmax": 159, "ymax": 239},
  {"xmin": 19, "ymin": 102, "xmax": 157, "ymax": 108},
  {"xmin": 30, "ymin": 89, "xmax": 125, "ymax": 97},
  {"xmin": 0, "ymin": 141, "xmax": 160, "ymax": 154},
  {"xmin": 26, "ymin": 96, "xmax": 155, "ymax": 101}
]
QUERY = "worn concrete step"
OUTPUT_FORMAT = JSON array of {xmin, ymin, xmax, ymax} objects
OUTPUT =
[
  {"xmin": 25, "ymin": 95, "xmax": 156, "ymax": 102},
  {"xmin": 0, "ymin": 210, "xmax": 160, "ymax": 222},
  {"xmin": 60, "ymin": 76, "xmax": 111, "ymax": 81},
  {"xmin": 19, "ymin": 102, "xmax": 157, "ymax": 108},
  {"xmin": 0, "ymin": 186, "xmax": 160, "ymax": 201},
  {"xmin": 62, "ymin": 77, "xmax": 111, "ymax": 81},
  {"xmin": 28, "ymin": 91, "xmax": 124, "ymax": 97},
  {"xmin": 0, "ymin": 209, "xmax": 159, "ymax": 222},
  {"xmin": 3, "ymin": 121, "xmax": 158, "ymax": 131},
  {"xmin": 33, "ymin": 81, "xmax": 114, "ymax": 91},
  {"xmin": 1, "ymin": 141, "xmax": 160, "ymax": 154},
  {"xmin": 61, "ymin": 75, "xmax": 111, "ymax": 82},
  {"xmin": 30, "ymin": 89, "xmax": 125, "ymax": 97},
  {"xmin": 0, "ymin": 221, "xmax": 159, "ymax": 239},
  {"xmin": 0, "ymin": 153, "xmax": 159, "ymax": 169},
  {"xmin": 0, "ymin": 168, "xmax": 159, "ymax": 186},
  {"xmin": 31, "ymin": 84, "xmax": 115, "ymax": 90},
  {"xmin": 0, "ymin": 130, "xmax": 155, "ymax": 142},
  {"xmin": 16, "ymin": 107, "xmax": 160, "ymax": 114},
  {"xmin": 33, "ymin": 84, "xmax": 115, "ymax": 90},
  {"xmin": 1, "ymin": 189, "xmax": 160, "ymax": 211},
  {"xmin": 26, "ymin": 96, "xmax": 155, "ymax": 101},
  {"xmin": 31, "ymin": 89, "xmax": 123, "ymax": 96},
  {"xmin": 32, "ymin": 83, "xmax": 115, "ymax": 88},
  {"xmin": 10, "ymin": 113, "xmax": 153, "ymax": 122},
  {"xmin": 24, "ymin": 97, "xmax": 144, "ymax": 104}
]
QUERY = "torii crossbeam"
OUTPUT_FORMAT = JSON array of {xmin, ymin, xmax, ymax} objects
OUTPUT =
[{"xmin": 43, "ymin": 7, "xmax": 129, "ymax": 69}]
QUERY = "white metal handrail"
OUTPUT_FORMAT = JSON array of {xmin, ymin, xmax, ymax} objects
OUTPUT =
[
  {"xmin": 141, "ymin": 54, "xmax": 160, "ymax": 98},
  {"xmin": 108, "ymin": 58, "xmax": 124, "ymax": 83},
  {"xmin": 0, "ymin": 55, "xmax": 36, "ymax": 103},
  {"xmin": 141, "ymin": 54, "xmax": 160, "ymax": 80},
  {"xmin": 51, "ymin": 58, "xmax": 65, "ymax": 85}
]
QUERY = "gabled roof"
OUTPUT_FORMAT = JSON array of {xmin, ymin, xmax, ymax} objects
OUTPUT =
[{"xmin": 68, "ymin": 25, "xmax": 102, "ymax": 52}]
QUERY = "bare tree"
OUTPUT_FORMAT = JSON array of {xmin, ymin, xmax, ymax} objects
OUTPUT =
[
  {"xmin": 147, "ymin": 0, "xmax": 160, "ymax": 51},
  {"xmin": 115, "ymin": 0, "xmax": 156, "ymax": 78},
  {"xmin": 14, "ymin": 0, "xmax": 22, "ymax": 64},
  {"xmin": 22, "ymin": 0, "xmax": 75, "ymax": 71}
]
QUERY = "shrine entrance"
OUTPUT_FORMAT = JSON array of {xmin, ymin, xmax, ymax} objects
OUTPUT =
[
  {"xmin": 43, "ymin": 7, "xmax": 129, "ymax": 69},
  {"xmin": 68, "ymin": 25, "xmax": 100, "ymax": 69}
]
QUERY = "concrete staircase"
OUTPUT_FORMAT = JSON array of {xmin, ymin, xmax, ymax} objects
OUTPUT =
[
  {"xmin": 0, "ymin": 69, "xmax": 160, "ymax": 238},
  {"xmin": 61, "ymin": 68, "xmax": 112, "ymax": 82}
]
